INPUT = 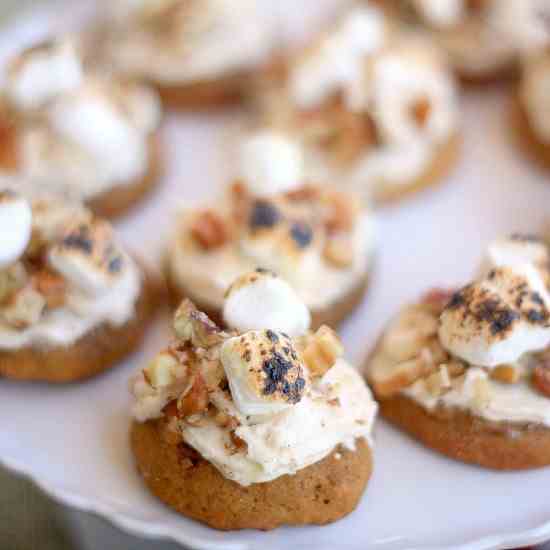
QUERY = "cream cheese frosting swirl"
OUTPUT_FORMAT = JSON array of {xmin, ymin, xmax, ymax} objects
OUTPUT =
[
  {"xmin": 131, "ymin": 274, "xmax": 377, "ymax": 486},
  {"xmin": 2, "ymin": 37, "xmax": 161, "ymax": 201},
  {"xmin": 0, "ymin": 192, "xmax": 142, "ymax": 349}
]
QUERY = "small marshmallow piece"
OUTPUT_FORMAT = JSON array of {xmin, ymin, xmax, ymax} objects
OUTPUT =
[
  {"xmin": 0, "ymin": 191, "xmax": 32, "ymax": 268},
  {"xmin": 439, "ymin": 264, "xmax": 550, "ymax": 368},
  {"xmin": 220, "ymin": 329, "xmax": 306, "ymax": 416},
  {"xmin": 48, "ymin": 219, "xmax": 124, "ymax": 295},
  {"xmin": 223, "ymin": 270, "xmax": 311, "ymax": 336},
  {"xmin": 6, "ymin": 39, "xmax": 83, "ymax": 110},
  {"xmin": 239, "ymin": 132, "xmax": 304, "ymax": 197}
]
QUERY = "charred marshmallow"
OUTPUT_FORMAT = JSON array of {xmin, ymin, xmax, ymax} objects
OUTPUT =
[
  {"xmin": 48, "ymin": 220, "xmax": 124, "ymax": 295},
  {"xmin": 220, "ymin": 329, "xmax": 307, "ymax": 416},
  {"xmin": 0, "ymin": 191, "xmax": 32, "ymax": 268},
  {"xmin": 439, "ymin": 264, "xmax": 550, "ymax": 368},
  {"xmin": 223, "ymin": 270, "xmax": 311, "ymax": 336}
]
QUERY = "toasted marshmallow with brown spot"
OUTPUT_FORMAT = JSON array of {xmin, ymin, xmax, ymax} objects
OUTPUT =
[
  {"xmin": 6, "ymin": 38, "xmax": 83, "ymax": 110},
  {"xmin": 223, "ymin": 270, "xmax": 311, "ymax": 337},
  {"xmin": 220, "ymin": 329, "xmax": 307, "ymax": 416},
  {"xmin": 439, "ymin": 264, "xmax": 550, "ymax": 368},
  {"xmin": 0, "ymin": 191, "xmax": 32, "ymax": 268},
  {"xmin": 48, "ymin": 219, "xmax": 125, "ymax": 295}
]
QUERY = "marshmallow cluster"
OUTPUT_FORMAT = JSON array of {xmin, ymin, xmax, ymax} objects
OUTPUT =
[
  {"xmin": 0, "ymin": 191, "xmax": 32, "ymax": 268},
  {"xmin": 439, "ymin": 236, "xmax": 550, "ymax": 367},
  {"xmin": 223, "ymin": 270, "xmax": 311, "ymax": 337}
]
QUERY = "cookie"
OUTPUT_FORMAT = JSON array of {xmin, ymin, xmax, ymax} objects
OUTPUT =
[
  {"xmin": 377, "ymin": 392, "xmax": 550, "ymax": 470},
  {"xmin": 131, "ymin": 418, "xmax": 373, "ymax": 530},
  {"xmin": 0, "ymin": 267, "xmax": 160, "ymax": 383}
]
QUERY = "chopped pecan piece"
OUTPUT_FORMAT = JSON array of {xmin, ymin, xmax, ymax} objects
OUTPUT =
[
  {"xmin": 490, "ymin": 364, "xmax": 521, "ymax": 384},
  {"xmin": 533, "ymin": 363, "xmax": 550, "ymax": 398},
  {"xmin": 303, "ymin": 325, "xmax": 344, "ymax": 377},
  {"xmin": 410, "ymin": 97, "xmax": 431, "ymax": 128},
  {"xmin": 32, "ymin": 270, "xmax": 66, "ymax": 308},
  {"xmin": 189, "ymin": 210, "xmax": 229, "ymax": 250},
  {"xmin": 177, "ymin": 373, "xmax": 209, "ymax": 418},
  {"xmin": 173, "ymin": 299, "xmax": 224, "ymax": 348}
]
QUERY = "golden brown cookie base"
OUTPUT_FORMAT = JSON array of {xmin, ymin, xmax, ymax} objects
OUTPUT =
[
  {"xmin": 377, "ymin": 393, "xmax": 550, "ymax": 470},
  {"xmin": 166, "ymin": 268, "xmax": 370, "ymax": 330},
  {"xmin": 373, "ymin": 133, "xmax": 461, "ymax": 204},
  {"xmin": 131, "ymin": 419, "xmax": 372, "ymax": 530},
  {"xmin": 511, "ymin": 93, "xmax": 550, "ymax": 171},
  {"xmin": 155, "ymin": 72, "xmax": 248, "ymax": 110},
  {"xmin": 0, "ymin": 269, "xmax": 161, "ymax": 383},
  {"xmin": 87, "ymin": 131, "xmax": 162, "ymax": 219}
]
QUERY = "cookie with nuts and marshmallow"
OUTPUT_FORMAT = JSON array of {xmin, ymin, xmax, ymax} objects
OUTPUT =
[
  {"xmin": 131, "ymin": 270, "xmax": 377, "ymax": 487},
  {"xmin": 366, "ymin": 235, "xmax": 550, "ymax": 469},
  {"xmin": 167, "ymin": 131, "xmax": 375, "ymax": 327},
  {"xmin": 0, "ymin": 191, "xmax": 143, "ymax": 350}
]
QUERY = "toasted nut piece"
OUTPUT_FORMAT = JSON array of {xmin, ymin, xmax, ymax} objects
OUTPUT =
[
  {"xmin": 0, "ymin": 263, "xmax": 27, "ymax": 303},
  {"xmin": 410, "ymin": 97, "xmax": 431, "ymax": 128},
  {"xmin": 446, "ymin": 359, "xmax": 466, "ymax": 378},
  {"xmin": 173, "ymin": 299, "xmax": 224, "ymax": 348},
  {"xmin": 211, "ymin": 408, "xmax": 239, "ymax": 430},
  {"xmin": 0, "ymin": 283, "xmax": 45, "ymax": 329},
  {"xmin": 189, "ymin": 210, "xmax": 229, "ymax": 250},
  {"xmin": 229, "ymin": 430, "xmax": 248, "ymax": 453},
  {"xmin": 302, "ymin": 325, "xmax": 344, "ymax": 377},
  {"xmin": 32, "ymin": 270, "xmax": 66, "ymax": 308},
  {"xmin": 323, "ymin": 234, "xmax": 353, "ymax": 268},
  {"xmin": 369, "ymin": 352, "xmax": 439, "ymax": 397},
  {"xmin": 472, "ymin": 377, "xmax": 491, "ymax": 408},
  {"xmin": 144, "ymin": 352, "xmax": 182, "ymax": 389},
  {"xmin": 323, "ymin": 191, "xmax": 356, "ymax": 233},
  {"xmin": 425, "ymin": 365, "xmax": 452, "ymax": 397},
  {"xmin": 490, "ymin": 365, "xmax": 521, "ymax": 384},
  {"xmin": 178, "ymin": 373, "xmax": 209, "ymax": 418},
  {"xmin": 0, "ymin": 112, "xmax": 18, "ymax": 172},
  {"xmin": 533, "ymin": 364, "xmax": 550, "ymax": 398}
]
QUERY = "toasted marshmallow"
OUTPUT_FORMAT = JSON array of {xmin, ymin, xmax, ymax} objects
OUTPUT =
[
  {"xmin": 239, "ymin": 132, "xmax": 304, "ymax": 197},
  {"xmin": 439, "ymin": 264, "xmax": 550, "ymax": 368},
  {"xmin": 413, "ymin": 0, "xmax": 463, "ymax": 28},
  {"xmin": 0, "ymin": 191, "xmax": 32, "ymax": 268},
  {"xmin": 223, "ymin": 270, "xmax": 311, "ymax": 337},
  {"xmin": 48, "ymin": 82, "xmax": 144, "ymax": 181},
  {"xmin": 48, "ymin": 219, "xmax": 124, "ymax": 295},
  {"xmin": 289, "ymin": 6, "xmax": 385, "ymax": 109},
  {"xmin": 220, "ymin": 329, "xmax": 307, "ymax": 416},
  {"xmin": 6, "ymin": 39, "xmax": 83, "ymax": 110}
]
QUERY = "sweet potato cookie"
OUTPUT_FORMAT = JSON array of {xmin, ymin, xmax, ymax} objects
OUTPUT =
[
  {"xmin": 131, "ymin": 418, "xmax": 373, "ymax": 531},
  {"xmin": 0, "ymin": 270, "xmax": 160, "ymax": 383},
  {"xmin": 378, "ymin": 393, "xmax": 550, "ymax": 470}
]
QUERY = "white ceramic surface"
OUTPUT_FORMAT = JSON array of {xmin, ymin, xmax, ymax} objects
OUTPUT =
[{"xmin": 1, "ymin": 2, "xmax": 550, "ymax": 550}]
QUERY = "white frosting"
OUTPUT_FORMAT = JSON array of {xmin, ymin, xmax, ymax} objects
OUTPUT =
[
  {"xmin": 5, "ymin": 39, "xmax": 83, "ymax": 110},
  {"xmin": 180, "ymin": 360, "xmax": 376, "ymax": 486},
  {"xmin": 170, "ymin": 211, "xmax": 375, "ymax": 312},
  {"xmin": 239, "ymin": 132, "xmax": 304, "ymax": 197},
  {"xmin": 0, "ymin": 252, "xmax": 141, "ymax": 349},
  {"xmin": 108, "ymin": 0, "xmax": 273, "ymax": 84},
  {"xmin": 520, "ymin": 52, "xmax": 550, "ymax": 144},
  {"xmin": 223, "ymin": 272, "xmax": 311, "ymax": 337},
  {"xmin": 404, "ymin": 367, "xmax": 550, "ymax": 428},
  {"xmin": 289, "ymin": 7, "xmax": 385, "ymax": 109},
  {"xmin": 0, "ymin": 194, "xmax": 32, "ymax": 268}
]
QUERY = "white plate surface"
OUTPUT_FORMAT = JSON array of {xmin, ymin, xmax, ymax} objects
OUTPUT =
[{"xmin": 1, "ymin": 2, "xmax": 550, "ymax": 550}]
